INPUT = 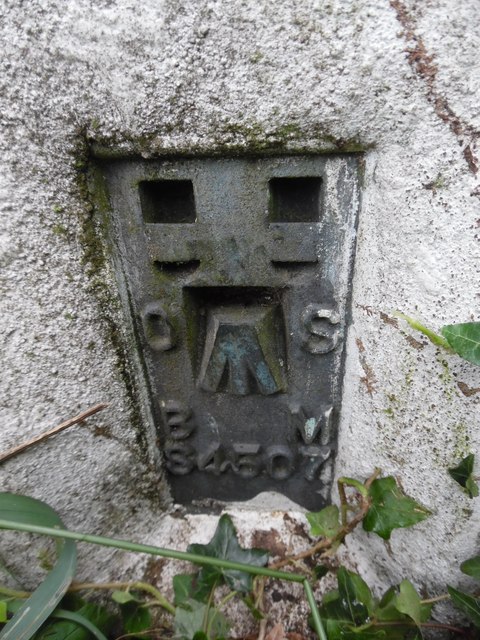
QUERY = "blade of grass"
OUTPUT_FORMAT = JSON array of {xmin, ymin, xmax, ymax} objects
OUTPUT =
[
  {"xmin": 0, "ymin": 494, "xmax": 77, "ymax": 640},
  {"xmin": 0, "ymin": 518, "xmax": 304, "ymax": 583}
]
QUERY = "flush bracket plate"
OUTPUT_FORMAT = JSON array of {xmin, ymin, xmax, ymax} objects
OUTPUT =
[{"xmin": 95, "ymin": 155, "xmax": 360, "ymax": 510}]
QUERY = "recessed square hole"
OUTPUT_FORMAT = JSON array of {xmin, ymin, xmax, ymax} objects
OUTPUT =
[
  {"xmin": 269, "ymin": 177, "xmax": 322, "ymax": 223},
  {"xmin": 139, "ymin": 180, "xmax": 196, "ymax": 223}
]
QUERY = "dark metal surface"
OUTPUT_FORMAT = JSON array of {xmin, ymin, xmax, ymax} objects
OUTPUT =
[{"xmin": 96, "ymin": 155, "xmax": 360, "ymax": 510}]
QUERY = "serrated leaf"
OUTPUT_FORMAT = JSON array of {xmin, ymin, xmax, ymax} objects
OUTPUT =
[
  {"xmin": 393, "ymin": 580, "xmax": 421, "ymax": 627},
  {"xmin": 307, "ymin": 506, "xmax": 342, "ymax": 539},
  {"xmin": 337, "ymin": 567, "xmax": 374, "ymax": 623},
  {"xmin": 441, "ymin": 323, "xmax": 480, "ymax": 366},
  {"xmin": 461, "ymin": 556, "xmax": 480, "ymax": 580},
  {"xmin": 363, "ymin": 477, "xmax": 431, "ymax": 540},
  {"xmin": 0, "ymin": 493, "xmax": 77, "ymax": 640},
  {"xmin": 448, "ymin": 585, "xmax": 480, "ymax": 628},
  {"xmin": 187, "ymin": 514, "xmax": 268, "ymax": 593},
  {"xmin": 174, "ymin": 599, "xmax": 230, "ymax": 640},
  {"xmin": 449, "ymin": 454, "xmax": 479, "ymax": 498}
]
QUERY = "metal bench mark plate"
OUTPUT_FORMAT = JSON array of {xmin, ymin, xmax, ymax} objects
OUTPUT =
[{"xmin": 97, "ymin": 155, "xmax": 360, "ymax": 510}]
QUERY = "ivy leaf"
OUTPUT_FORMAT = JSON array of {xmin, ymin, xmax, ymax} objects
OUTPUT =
[
  {"xmin": 449, "ymin": 454, "xmax": 479, "ymax": 498},
  {"xmin": 448, "ymin": 586, "xmax": 480, "ymax": 628},
  {"xmin": 441, "ymin": 323, "xmax": 480, "ymax": 366},
  {"xmin": 187, "ymin": 514, "xmax": 268, "ymax": 593},
  {"xmin": 313, "ymin": 565, "xmax": 329, "ymax": 581},
  {"xmin": 363, "ymin": 477, "xmax": 431, "ymax": 540},
  {"xmin": 319, "ymin": 588, "xmax": 388, "ymax": 639},
  {"xmin": 173, "ymin": 575, "xmax": 196, "ymax": 607},
  {"xmin": 120, "ymin": 602, "xmax": 151, "ymax": 639},
  {"xmin": 461, "ymin": 556, "xmax": 480, "ymax": 580},
  {"xmin": 337, "ymin": 567, "xmax": 374, "ymax": 623},
  {"xmin": 174, "ymin": 599, "xmax": 230, "ymax": 640},
  {"xmin": 173, "ymin": 573, "xmax": 212, "ymax": 607},
  {"xmin": 393, "ymin": 580, "xmax": 421, "ymax": 627},
  {"xmin": 307, "ymin": 506, "xmax": 342, "ymax": 539},
  {"xmin": 375, "ymin": 587, "xmax": 401, "ymax": 622}
]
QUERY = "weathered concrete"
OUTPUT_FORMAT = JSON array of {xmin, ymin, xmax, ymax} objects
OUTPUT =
[{"xmin": 1, "ymin": 0, "xmax": 479, "ymax": 627}]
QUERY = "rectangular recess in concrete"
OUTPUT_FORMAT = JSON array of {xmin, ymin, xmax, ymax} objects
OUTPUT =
[{"xmin": 93, "ymin": 154, "xmax": 361, "ymax": 510}]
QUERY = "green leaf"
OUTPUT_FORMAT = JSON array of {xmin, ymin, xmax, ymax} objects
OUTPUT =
[
  {"xmin": 393, "ymin": 580, "xmax": 421, "ymax": 626},
  {"xmin": 363, "ymin": 477, "xmax": 431, "ymax": 540},
  {"xmin": 187, "ymin": 515, "xmax": 268, "ymax": 593},
  {"xmin": 174, "ymin": 599, "xmax": 230, "ymax": 640},
  {"xmin": 461, "ymin": 556, "xmax": 480, "ymax": 580},
  {"xmin": 375, "ymin": 587, "xmax": 401, "ymax": 622},
  {"xmin": 313, "ymin": 565, "xmax": 329, "ymax": 581},
  {"xmin": 0, "ymin": 602, "xmax": 6, "ymax": 624},
  {"xmin": 32, "ymin": 602, "xmax": 113, "ymax": 640},
  {"xmin": 241, "ymin": 595, "xmax": 264, "ymax": 621},
  {"xmin": 111, "ymin": 590, "xmax": 138, "ymax": 605},
  {"xmin": 121, "ymin": 602, "xmax": 151, "ymax": 638},
  {"xmin": 0, "ymin": 493, "xmax": 77, "ymax": 640},
  {"xmin": 441, "ymin": 322, "xmax": 480, "ymax": 366},
  {"xmin": 321, "ymin": 618, "xmax": 386, "ymax": 639},
  {"xmin": 466, "ymin": 476, "xmax": 480, "ymax": 499},
  {"xmin": 307, "ymin": 506, "xmax": 342, "ymax": 539},
  {"xmin": 448, "ymin": 585, "xmax": 480, "ymax": 628},
  {"xmin": 337, "ymin": 567, "xmax": 374, "ymax": 623},
  {"xmin": 449, "ymin": 454, "xmax": 479, "ymax": 498},
  {"xmin": 174, "ymin": 575, "xmax": 196, "ymax": 607},
  {"xmin": 318, "ymin": 588, "xmax": 388, "ymax": 640}
]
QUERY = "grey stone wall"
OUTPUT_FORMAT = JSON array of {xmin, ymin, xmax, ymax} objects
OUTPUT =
[{"xmin": 1, "ymin": 0, "xmax": 479, "ymax": 608}]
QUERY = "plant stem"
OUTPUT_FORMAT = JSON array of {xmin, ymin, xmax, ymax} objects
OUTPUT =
[
  {"xmin": 303, "ymin": 580, "xmax": 327, "ymax": 640},
  {"xmin": 270, "ymin": 469, "xmax": 379, "ymax": 570},
  {"xmin": 217, "ymin": 590, "xmax": 238, "ymax": 609},
  {"xmin": 0, "ymin": 586, "xmax": 29, "ymax": 598},
  {"xmin": 0, "ymin": 520, "xmax": 305, "ymax": 583},
  {"xmin": 420, "ymin": 593, "xmax": 450, "ymax": 605},
  {"xmin": 395, "ymin": 313, "xmax": 453, "ymax": 351},
  {"xmin": 338, "ymin": 479, "xmax": 348, "ymax": 527},
  {"xmin": 375, "ymin": 620, "xmax": 468, "ymax": 635},
  {"xmin": 0, "ymin": 403, "xmax": 108, "ymax": 464},
  {"xmin": 0, "ymin": 580, "xmax": 176, "ymax": 614},
  {"xmin": 203, "ymin": 579, "xmax": 219, "ymax": 636}
]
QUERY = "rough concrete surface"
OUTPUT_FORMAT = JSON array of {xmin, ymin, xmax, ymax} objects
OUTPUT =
[{"xmin": 1, "ymin": 0, "xmax": 479, "ymax": 632}]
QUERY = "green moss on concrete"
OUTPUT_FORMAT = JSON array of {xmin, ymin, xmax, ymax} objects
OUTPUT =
[
  {"xmin": 90, "ymin": 120, "xmax": 372, "ymax": 160},
  {"xmin": 71, "ymin": 133, "xmax": 155, "ymax": 472}
]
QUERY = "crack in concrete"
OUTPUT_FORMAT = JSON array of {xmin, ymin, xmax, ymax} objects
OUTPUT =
[{"xmin": 390, "ymin": 0, "xmax": 479, "ymax": 175}]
